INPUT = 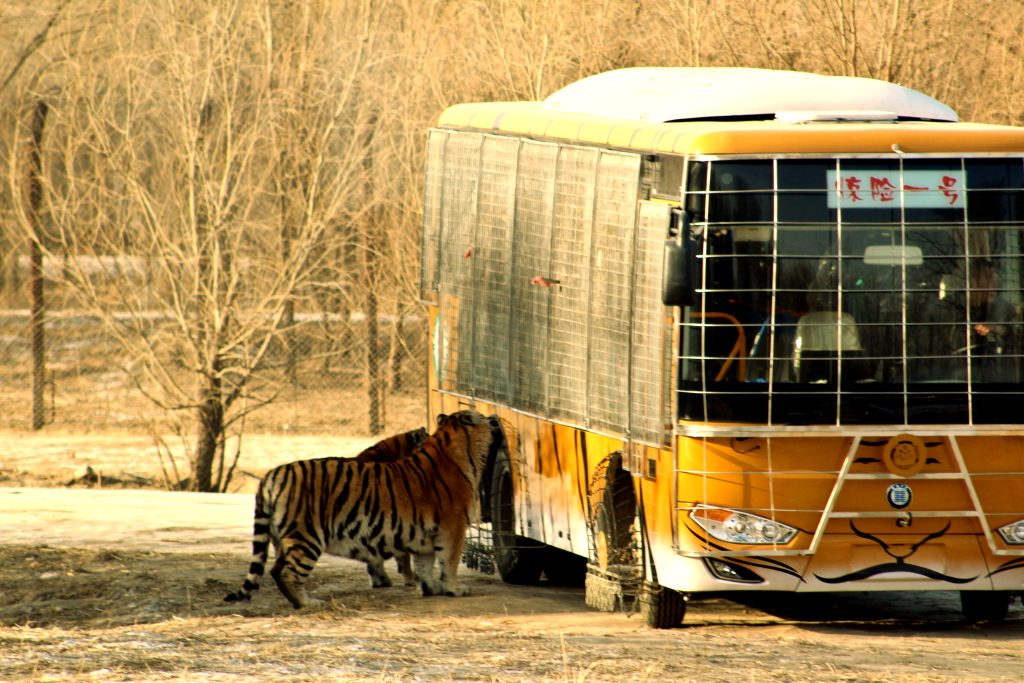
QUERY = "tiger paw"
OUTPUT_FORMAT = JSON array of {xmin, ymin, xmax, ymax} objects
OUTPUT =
[{"xmin": 443, "ymin": 585, "xmax": 470, "ymax": 597}]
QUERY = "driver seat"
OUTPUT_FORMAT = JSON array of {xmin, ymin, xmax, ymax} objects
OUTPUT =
[{"xmin": 793, "ymin": 311, "xmax": 868, "ymax": 383}]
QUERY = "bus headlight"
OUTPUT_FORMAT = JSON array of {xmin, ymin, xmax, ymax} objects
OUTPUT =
[
  {"xmin": 996, "ymin": 519, "xmax": 1024, "ymax": 544},
  {"xmin": 689, "ymin": 506, "xmax": 797, "ymax": 545}
]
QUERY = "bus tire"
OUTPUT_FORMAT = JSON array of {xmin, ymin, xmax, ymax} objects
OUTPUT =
[
  {"xmin": 960, "ymin": 590, "xmax": 1011, "ymax": 623},
  {"xmin": 490, "ymin": 447, "xmax": 545, "ymax": 584},
  {"xmin": 585, "ymin": 452, "xmax": 640, "ymax": 612},
  {"xmin": 640, "ymin": 581, "xmax": 688, "ymax": 629},
  {"xmin": 587, "ymin": 452, "xmax": 637, "ymax": 570}
]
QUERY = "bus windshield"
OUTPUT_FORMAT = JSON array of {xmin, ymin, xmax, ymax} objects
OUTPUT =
[{"xmin": 679, "ymin": 157, "xmax": 1024, "ymax": 425}]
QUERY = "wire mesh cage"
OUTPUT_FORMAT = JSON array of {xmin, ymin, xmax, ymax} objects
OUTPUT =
[{"xmin": 0, "ymin": 291, "xmax": 427, "ymax": 436}]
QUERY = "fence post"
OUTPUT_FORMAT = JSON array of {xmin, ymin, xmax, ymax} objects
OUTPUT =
[{"xmin": 28, "ymin": 100, "xmax": 48, "ymax": 431}]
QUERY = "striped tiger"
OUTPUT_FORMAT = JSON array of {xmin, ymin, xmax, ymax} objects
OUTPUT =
[
  {"xmin": 224, "ymin": 410, "xmax": 498, "ymax": 608},
  {"xmin": 226, "ymin": 427, "xmax": 427, "ymax": 599},
  {"xmin": 351, "ymin": 427, "xmax": 428, "ymax": 588}
]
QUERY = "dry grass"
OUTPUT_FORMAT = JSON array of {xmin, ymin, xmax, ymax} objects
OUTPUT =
[
  {"xmin": 1, "ymin": 541, "xmax": 1022, "ymax": 682},
  {"xmin": 0, "ymin": 545, "xmax": 659, "ymax": 682},
  {"xmin": 0, "ymin": 355, "xmax": 427, "ymax": 492},
  {"xmin": 0, "ymin": 418, "xmax": 1021, "ymax": 682},
  {"xmin": 0, "ymin": 331, "xmax": 427, "ymax": 437},
  {"xmin": 0, "ymin": 429, "xmax": 395, "ymax": 494}
]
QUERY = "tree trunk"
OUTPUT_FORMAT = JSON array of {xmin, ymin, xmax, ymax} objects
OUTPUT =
[
  {"xmin": 367, "ymin": 285, "xmax": 382, "ymax": 434},
  {"xmin": 283, "ymin": 297, "xmax": 297, "ymax": 385},
  {"xmin": 279, "ymin": 162, "xmax": 298, "ymax": 386},
  {"xmin": 190, "ymin": 99, "xmax": 223, "ymax": 492},
  {"xmin": 192, "ymin": 372, "xmax": 224, "ymax": 492},
  {"xmin": 362, "ymin": 109, "xmax": 383, "ymax": 435},
  {"xmin": 389, "ymin": 301, "xmax": 403, "ymax": 393},
  {"xmin": 28, "ymin": 100, "xmax": 48, "ymax": 431}
]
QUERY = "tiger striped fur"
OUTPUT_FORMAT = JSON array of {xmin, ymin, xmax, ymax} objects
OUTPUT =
[
  {"xmin": 224, "ymin": 427, "xmax": 426, "ymax": 603},
  {"xmin": 224, "ymin": 410, "xmax": 498, "ymax": 608},
  {"xmin": 351, "ymin": 427, "xmax": 428, "ymax": 587}
]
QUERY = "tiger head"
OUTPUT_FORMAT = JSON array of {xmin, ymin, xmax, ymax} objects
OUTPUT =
[{"xmin": 433, "ymin": 409, "xmax": 501, "ymax": 485}]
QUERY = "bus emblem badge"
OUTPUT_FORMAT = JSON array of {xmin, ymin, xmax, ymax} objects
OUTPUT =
[
  {"xmin": 883, "ymin": 434, "xmax": 927, "ymax": 477},
  {"xmin": 886, "ymin": 483, "xmax": 913, "ymax": 510}
]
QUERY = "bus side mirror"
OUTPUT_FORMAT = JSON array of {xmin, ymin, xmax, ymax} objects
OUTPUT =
[{"xmin": 662, "ymin": 209, "xmax": 697, "ymax": 307}]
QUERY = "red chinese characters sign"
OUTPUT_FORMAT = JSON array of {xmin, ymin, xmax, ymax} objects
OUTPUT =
[{"xmin": 827, "ymin": 170, "xmax": 965, "ymax": 209}]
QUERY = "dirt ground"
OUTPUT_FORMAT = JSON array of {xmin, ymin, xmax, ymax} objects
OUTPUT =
[{"xmin": 1, "ymin": 431, "xmax": 1023, "ymax": 682}]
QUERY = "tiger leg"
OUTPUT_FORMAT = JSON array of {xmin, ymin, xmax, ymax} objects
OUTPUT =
[
  {"xmin": 438, "ymin": 526, "xmax": 470, "ymax": 597},
  {"xmin": 270, "ymin": 538, "xmax": 324, "ymax": 609},
  {"xmin": 412, "ymin": 551, "xmax": 442, "ymax": 596},
  {"xmin": 364, "ymin": 558, "xmax": 393, "ymax": 588},
  {"xmin": 224, "ymin": 501, "xmax": 271, "ymax": 603},
  {"xmin": 394, "ymin": 552, "xmax": 416, "ymax": 587}
]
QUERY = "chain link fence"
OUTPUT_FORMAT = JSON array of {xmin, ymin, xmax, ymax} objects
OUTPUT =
[{"xmin": 0, "ymin": 260, "xmax": 427, "ymax": 438}]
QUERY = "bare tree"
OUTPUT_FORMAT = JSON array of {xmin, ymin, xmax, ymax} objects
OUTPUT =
[
  {"xmin": 0, "ymin": 1, "xmax": 68, "ymax": 97},
  {"xmin": 10, "ymin": 1, "xmax": 374, "ymax": 490},
  {"xmin": 3, "ymin": 0, "xmax": 1024, "ymax": 462},
  {"xmin": 703, "ymin": 0, "xmax": 1012, "ymax": 122}
]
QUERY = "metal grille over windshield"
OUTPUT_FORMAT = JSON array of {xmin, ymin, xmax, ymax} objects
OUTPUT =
[{"xmin": 679, "ymin": 157, "xmax": 1024, "ymax": 426}]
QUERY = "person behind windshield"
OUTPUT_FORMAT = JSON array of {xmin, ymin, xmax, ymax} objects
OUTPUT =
[
  {"xmin": 961, "ymin": 259, "xmax": 1019, "ymax": 384},
  {"xmin": 969, "ymin": 260, "xmax": 1014, "ymax": 356}
]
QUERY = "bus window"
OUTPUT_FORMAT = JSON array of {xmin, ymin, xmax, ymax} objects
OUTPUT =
[{"xmin": 679, "ymin": 157, "xmax": 1024, "ymax": 425}]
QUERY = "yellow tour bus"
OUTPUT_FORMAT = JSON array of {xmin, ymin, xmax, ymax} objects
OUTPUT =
[{"xmin": 419, "ymin": 67, "xmax": 1024, "ymax": 626}]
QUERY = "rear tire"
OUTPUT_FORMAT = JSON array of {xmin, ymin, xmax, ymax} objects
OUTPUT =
[
  {"xmin": 490, "ymin": 448, "xmax": 545, "ymax": 584},
  {"xmin": 961, "ymin": 590, "xmax": 1011, "ymax": 623}
]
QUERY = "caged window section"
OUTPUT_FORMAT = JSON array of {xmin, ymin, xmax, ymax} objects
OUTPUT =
[{"xmin": 679, "ymin": 157, "xmax": 1024, "ymax": 426}]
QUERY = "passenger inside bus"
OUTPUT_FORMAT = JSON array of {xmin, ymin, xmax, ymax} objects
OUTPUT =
[
  {"xmin": 687, "ymin": 232, "xmax": 1023, "ymax": 388},
  {"xmin": 948, "ymin": 259, "xmax": 1018, "ymax": 382}
]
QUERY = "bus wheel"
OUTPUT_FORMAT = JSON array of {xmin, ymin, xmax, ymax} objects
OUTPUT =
[
  {"xmin": 640, "ymin": 581, "xmax": 688, "ymax": 629},
  {"xmin": 961, "ymin": 591, "xmax": 1011, "ymax": 623},
  {"xmin": 490, "ymin": 448, "xmax": 545, "ymax": 584},
  {"xmin": 585, "ymin": 453, "xmax": 640, "ymax": 612}
]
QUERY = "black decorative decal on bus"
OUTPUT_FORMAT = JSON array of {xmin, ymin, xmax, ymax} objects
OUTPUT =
[
  {"xmin": 683, "ymin": 523, "xmax": 805, "ymax": 581},
  {"xmin": 814, "ymin": 521, "xmax": 978, "ymax": 584},
  {"xmin": 988, "ymin": 557, "xmax": 1024, "ymax": 578}
]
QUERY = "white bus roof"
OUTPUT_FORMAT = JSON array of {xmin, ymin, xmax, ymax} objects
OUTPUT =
[{"xmin": 542, "ymin": 67, "xmax": 959, "ymax": 123}]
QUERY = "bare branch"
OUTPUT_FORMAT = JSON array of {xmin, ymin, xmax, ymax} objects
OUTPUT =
[{"xmin": 0, "ymin": 0, "xmax": 68, "ymax": 94}]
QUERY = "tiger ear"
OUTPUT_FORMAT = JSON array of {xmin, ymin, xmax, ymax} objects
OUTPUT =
[{"xmin": 436, "ymin": 413, "xmax": 449, "ymax": 426}]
